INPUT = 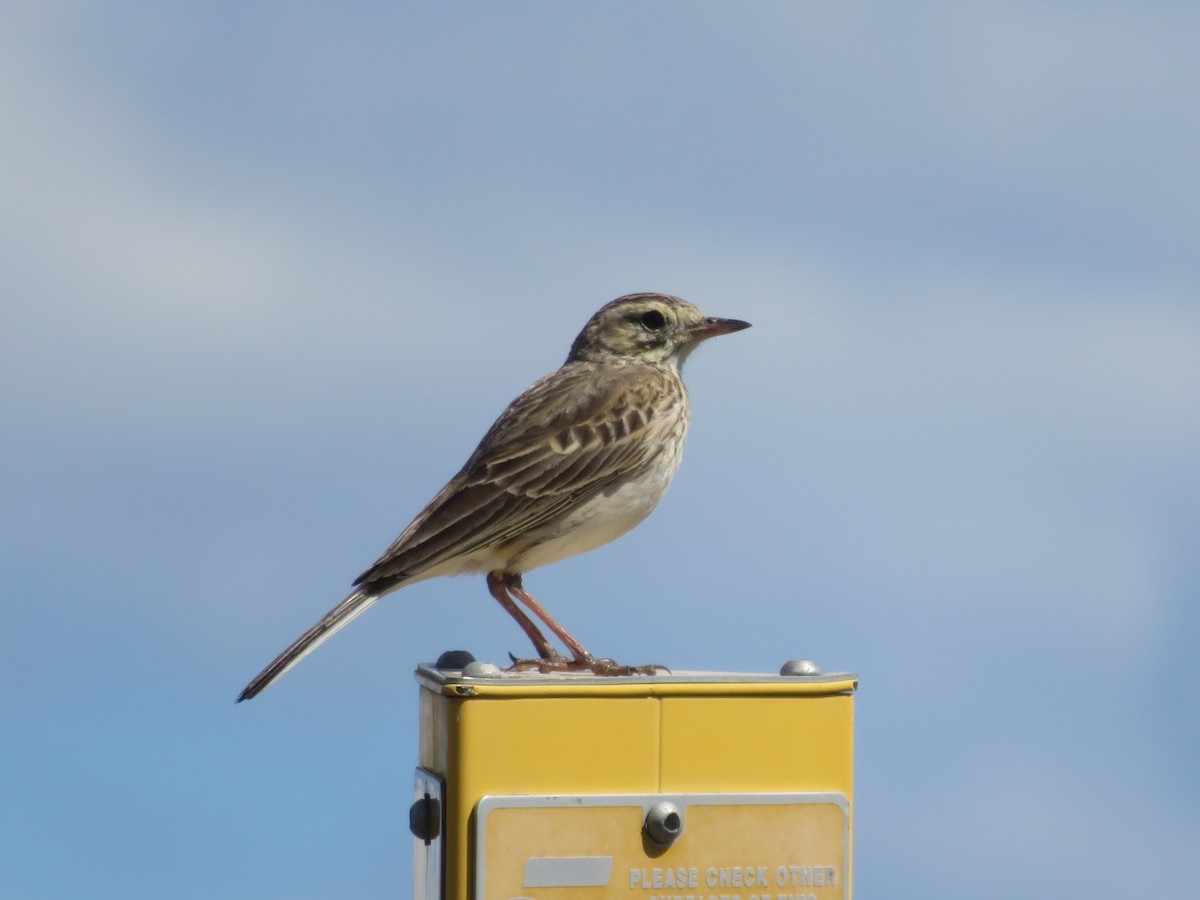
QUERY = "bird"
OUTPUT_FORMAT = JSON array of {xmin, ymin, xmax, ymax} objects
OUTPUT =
[{"xmin": 237, "ymin": 292, "xmax": 750, "ymax": 701}]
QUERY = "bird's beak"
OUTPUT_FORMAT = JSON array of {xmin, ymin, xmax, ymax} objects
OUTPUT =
[{"xmin": 685, "ymin": 316, "xmax": 752, "ymax": 341}]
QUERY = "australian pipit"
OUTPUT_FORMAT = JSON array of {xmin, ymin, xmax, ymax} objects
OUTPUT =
[{"xmin": 238, "ymin": 292, "xmax": 749, "ymax": 700}]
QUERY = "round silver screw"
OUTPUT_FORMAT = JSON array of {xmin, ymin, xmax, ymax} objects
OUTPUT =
[
  {"xmin": 779, "ymin": 658, "xmax": 821, "ymax": 676},
  {"xmin": 462, "ymin": 661, "xmax": 503, "ymax": 678},
  {"xmin": 644, "ymin": 801, "xmax": 684, "ymax": 846}
]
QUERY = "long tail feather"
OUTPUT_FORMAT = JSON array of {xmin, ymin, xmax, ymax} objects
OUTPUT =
[{"xmin": 237, "ymin": 589, "xmax": 380, "ymax": 702}]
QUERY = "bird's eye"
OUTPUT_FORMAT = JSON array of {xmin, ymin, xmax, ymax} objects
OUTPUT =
[{"xmin": 640, "ymin": 309, "xmax": 667, "ymax": 330}]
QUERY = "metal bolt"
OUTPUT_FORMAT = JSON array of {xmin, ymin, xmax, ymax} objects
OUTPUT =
[
  {"xmin": 408, "ymin": 795, "xmax": 441, "ymax": 843},
  {"xmin": 435, "ymin": 649, "xmax": 476, "ymax": 669},
  {"xmin": 779, "ymin": 658, "xmax": 821, "ymax": 676},
  {"xmin": 644, "ymin": 801, "xmax": 684, "ymax": 846},
  {"xmin": 462, "ymin": 661, "xmax": 503, "ymax": 678}
]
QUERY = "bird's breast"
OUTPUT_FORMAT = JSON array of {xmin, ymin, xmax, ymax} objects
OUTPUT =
[
  {"xmin": 417, "ymin": 464, "xmax": 680, "ymax": 578},
  {"xmin": 511, "ymin": 454, "xmax": 682, "ymax": 573}
]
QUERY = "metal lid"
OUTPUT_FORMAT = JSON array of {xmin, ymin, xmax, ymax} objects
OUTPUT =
[{"xmin": 414, "ymin": 661, "xmax": 858, "ymax": 698}]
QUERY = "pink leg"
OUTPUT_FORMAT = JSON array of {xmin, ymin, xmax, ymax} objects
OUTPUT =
[
  {"xmin": 486, "ymin": 571, "xmax": 562, "ymax": 662},
  {"xmin": 503, "ymin": 573, "xmax": 664, "ymax": 676},
  {"xmin": 504, "ymin": 573, "xmax": 594, "ymax": 662}
]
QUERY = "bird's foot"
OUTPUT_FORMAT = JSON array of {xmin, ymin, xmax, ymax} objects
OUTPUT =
[
  {"xmin": 585, "ymin": 656, "xmax": 670, "ymax": 676},
  {"xmin": 507, "ymin": 651, "xmax": 569, "ymax": 672},
  {"xmin": 507, "ymin": 651, "xmax": 668, "ymax": 676}
]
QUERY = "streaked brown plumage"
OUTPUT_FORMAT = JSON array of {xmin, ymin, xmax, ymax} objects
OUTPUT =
[{"xmin": 238, "ymin": 292, "xmax": 749, "ymax": 700}]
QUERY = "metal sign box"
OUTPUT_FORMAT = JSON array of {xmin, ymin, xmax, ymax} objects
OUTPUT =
[{"xmin": 413, "ymin": 663, "xmax": 857, "ymax": 899}]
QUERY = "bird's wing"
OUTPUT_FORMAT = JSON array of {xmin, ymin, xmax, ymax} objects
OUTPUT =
[{"xmin": 353, "ymin": 361, "xmax": 682, "ymax": 589}]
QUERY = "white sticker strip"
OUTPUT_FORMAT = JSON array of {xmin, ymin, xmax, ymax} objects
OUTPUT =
[{"xmin": 523, "ymin": 856, "xmax": 613, "ymax": 888}]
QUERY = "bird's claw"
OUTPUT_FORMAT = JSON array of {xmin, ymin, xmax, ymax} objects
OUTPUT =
[
  {"xmin": 507, "ymin": 651, "xmax": 567, "ymax": 672},
  {"xmin": 587, "ymin": 656, "xmax": 670, "ymax": 676},
  {"xmin": 506, "ymin": 652, "xmax": 667, "ymax": 676}
]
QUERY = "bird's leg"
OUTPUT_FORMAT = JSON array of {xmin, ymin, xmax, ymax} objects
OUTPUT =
[
  {"xmin": 486, "ymin": 571, "xmax": 564, "ymax": 664},
  {"xmin": 503, "ymin": 573, "xmax": 594, "ymax": 662},
  {"xmin": 504, "ymin": 575, "xmax": 665, "ymax": 676}
]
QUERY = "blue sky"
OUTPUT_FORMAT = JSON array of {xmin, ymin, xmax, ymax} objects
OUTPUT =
[{"xmin": 2, "ymin": 3, "xmax": 1198, "ymax": 898}]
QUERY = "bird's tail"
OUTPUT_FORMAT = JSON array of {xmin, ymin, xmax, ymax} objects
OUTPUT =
[{"xmin": 237, "ymin": 589, "xmax": 380, "ymax": 702}]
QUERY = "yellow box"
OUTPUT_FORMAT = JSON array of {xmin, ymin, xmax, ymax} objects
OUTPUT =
[{"xmin": 413, "ymin": 664, "xmax": 857, "ymax": 899}]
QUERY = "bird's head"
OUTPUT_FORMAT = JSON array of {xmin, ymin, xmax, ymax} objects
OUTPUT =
[{"xmin": 567, "ymin": 293, "xmax": 750, "ymax": 368}]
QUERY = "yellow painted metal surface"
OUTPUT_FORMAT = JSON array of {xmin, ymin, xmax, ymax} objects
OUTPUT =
[
  {"xmin": 479, "ymin": 796, "xmax": 847, "ymax": 899},
  {"xmin": 416, "ymin": 667, "xmax": 857, "ymax": 899}
]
